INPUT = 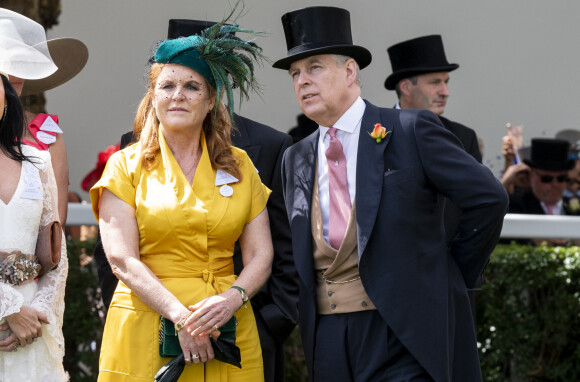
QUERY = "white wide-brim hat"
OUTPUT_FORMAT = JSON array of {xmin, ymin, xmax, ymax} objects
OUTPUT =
[
  {"xmin": 0, "ymin": 9, "xmax": 57, "ymax": 79},
  {"xmin": 0, "ymin": 8, "xmax": 88, "ymax": 94}
]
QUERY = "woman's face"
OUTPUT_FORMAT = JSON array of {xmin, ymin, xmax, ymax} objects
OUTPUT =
[
  {"xmin": 9, "ymin": 76, "xmax": 24, "ymax": 96},
  {"xmin": 152, "ymin": 64, "xmax": 215, "ymax": 132}
]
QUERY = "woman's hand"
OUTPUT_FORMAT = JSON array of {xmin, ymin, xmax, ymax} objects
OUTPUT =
[
  {"xmin": 0, "ymin": 323, "xmax": 18, "ymax": 352},
  {"xmin": 186, "ymin": 290, "xmax": 242, "ymax": 336},
  {"xmin": 178, "ymin": 329, "xmax": 214, "ymax": 365},
  {"xmin": 5, "ymin": 306, "xmax": 49, "ymax": 347}
]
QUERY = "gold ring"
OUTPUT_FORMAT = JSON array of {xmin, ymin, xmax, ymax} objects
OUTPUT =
[{"xmin": 215, "ymin": 325, "xmax": 219, "ymax": 331}]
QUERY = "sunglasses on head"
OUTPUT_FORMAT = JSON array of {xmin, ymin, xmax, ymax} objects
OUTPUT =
[{"xmin": 539, "ymin": 175, "xmax": 568, "ymax": 183}]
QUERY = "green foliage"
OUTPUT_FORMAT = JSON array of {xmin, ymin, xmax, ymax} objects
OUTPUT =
[
  {"xmin": 477, "ymin": 243, "xmax": 580, "ymax": 381},
  {"xmin": 61, "ymin": 240, "xmax": 580, "ymax": 381},
  {"xmin": 62, "ymin": 238, "xmax": 106, "ymax": 382},
  {"xmin": 284, "ymin": 326, "xmax": 308, "ymax": 382}
]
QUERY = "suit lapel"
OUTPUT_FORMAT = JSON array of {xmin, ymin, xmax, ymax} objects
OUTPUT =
[
  {"xmin": 356, "ymin": 102, "xmax": 392, "ymax": 257},
  {"xmin": 291, "ymin": 132, "xmax": 319, "ymax": 292}
]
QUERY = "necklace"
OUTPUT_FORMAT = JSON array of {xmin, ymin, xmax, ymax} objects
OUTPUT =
[{"xmin": 181, "ymin": 152, "xmax": 201, "ymax": 178}]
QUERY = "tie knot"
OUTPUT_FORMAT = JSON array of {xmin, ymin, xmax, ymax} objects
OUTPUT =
[{"xmin": 327, "ymin": 127, "xmax": 338, "ymax": 139}]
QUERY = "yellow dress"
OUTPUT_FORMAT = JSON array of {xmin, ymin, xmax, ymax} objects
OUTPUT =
[{"xmin": 90, "ymin": 129, "xmax": 270, "ymax": 382}]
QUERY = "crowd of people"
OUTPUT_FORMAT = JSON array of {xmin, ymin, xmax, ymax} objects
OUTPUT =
[{"xmin": 0, "ymin": 3, "xmax": 573, "ymax": 382}]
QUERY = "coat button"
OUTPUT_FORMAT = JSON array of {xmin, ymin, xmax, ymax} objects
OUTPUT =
[
  {"xmin": 330, "ymin": 304, "xmax": 336, "ymax": 310},
  {"xmin": 361, "ymin": 301, "xmax": 368, "ymax": 307},
  {"xmin": 328, "ymin": 291, "xmax": 333, "ymax": 297}
]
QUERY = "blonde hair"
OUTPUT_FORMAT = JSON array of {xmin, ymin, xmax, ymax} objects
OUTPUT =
[{"xmin": 133, "ymin": 63, "xmax": 241, "ymax": 180}]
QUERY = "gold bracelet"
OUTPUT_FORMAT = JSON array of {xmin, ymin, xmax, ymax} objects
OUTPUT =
[{"xmin": 174, "ymin": 311, "xmax": 194, "ymax": 333}]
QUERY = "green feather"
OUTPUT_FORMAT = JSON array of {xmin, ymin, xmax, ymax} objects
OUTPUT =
[{"xmin": 192, "ymin": 2, "xmax": 266, "ymax": 120}]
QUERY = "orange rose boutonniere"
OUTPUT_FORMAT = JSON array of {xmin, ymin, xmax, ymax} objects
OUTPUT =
[{"xmin": 369, "ymin": 123, "xmax": 389, "ymax": 143}]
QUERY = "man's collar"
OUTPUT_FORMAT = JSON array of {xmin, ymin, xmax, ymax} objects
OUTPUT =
[{"xmin": 319, "ymin": 97, "xmax": 365, "ymax": 135}]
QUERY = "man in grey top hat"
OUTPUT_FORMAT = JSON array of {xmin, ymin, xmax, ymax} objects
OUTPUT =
[
  {"xmin": 385, "ymin": 35, "xmax": 482, "ymax": 246},
  {"xmin": 273, "ymin": 6, "xmax": 508, "ymax": 382}
]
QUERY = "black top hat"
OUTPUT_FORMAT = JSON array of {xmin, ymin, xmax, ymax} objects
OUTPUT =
[
  {"xmin": 167, "ymin": 19, "xmax": 217, "ymax": 39},
  {"xmin": 272, "ymin": 6, "xmax": 372, "ymax": 70},
  {"xmin": 384, "ymin": 35, "xmax": 459, "ymax": 90},
  {"xmin": 524, "ymin": 138, "xmax": 575, "ymax": 171}
]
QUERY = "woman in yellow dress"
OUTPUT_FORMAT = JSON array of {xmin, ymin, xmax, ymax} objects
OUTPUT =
[{"xmin": 90, "ymin": 21, "xmax": 273, "ymax": 381}]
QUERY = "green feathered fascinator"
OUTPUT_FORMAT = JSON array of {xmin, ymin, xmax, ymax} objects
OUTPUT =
[{"xmin": 154, "ymin": 7, "xmax": 265, "ymax": 121}]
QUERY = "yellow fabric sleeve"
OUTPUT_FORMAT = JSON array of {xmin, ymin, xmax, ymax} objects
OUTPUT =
[{"xmin": 89, "ymin": 148, "xmax": 138, "ymax": 220}]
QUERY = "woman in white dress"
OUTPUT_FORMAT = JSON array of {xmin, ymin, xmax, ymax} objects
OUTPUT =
[{"xmin": 0, "ymin": 11, "xmax": 70, "ymax": 382}]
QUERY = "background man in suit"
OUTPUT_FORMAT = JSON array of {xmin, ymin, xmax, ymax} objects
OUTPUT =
[
  {"xmin": 385, "ymin": 35, "xmax": 482, "ymax": 246},
  {"xmin": 508, "ymin": 138, "xmax": 577, "ymax": 245},
  {"xmin": 93, "ymin": 19, "xmax": 298, "ymax": 382},
  {"xmin": 509, "ymin": 138, "xmax": 575, "ymax": 216},
  {"xmin": 273, "ymin": 6, "xmax": 507, "ymax": 382}
]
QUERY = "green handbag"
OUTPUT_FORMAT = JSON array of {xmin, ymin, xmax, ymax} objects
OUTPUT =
[
  {"xmin": 158, "ymin": 315, "xmax": 241, "ymax": 368},
  {"xmin": 159, "ymin": 316, "xmax": 182, "ymax": 357}
]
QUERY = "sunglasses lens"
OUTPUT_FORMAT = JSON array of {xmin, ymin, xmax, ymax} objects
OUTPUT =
[{"xmin": 540, "ymin": 175, "xmax": 568, "ymax": 183}]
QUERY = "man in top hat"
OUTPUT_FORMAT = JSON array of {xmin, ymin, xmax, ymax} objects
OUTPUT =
[
  {"xmin": 509, "ymin": 138, "xmax": 577, "ymax": 226},
  {"xmin": 93, "ymin": 19, "xmax": 298, "ymax": 382},
  {"xmin": 273, "ymin": 6, "xmax": 508, "ymax": 382},
  {"xmin": 385, "ymin": 35, "xmax": 481, "ymax": 246}
]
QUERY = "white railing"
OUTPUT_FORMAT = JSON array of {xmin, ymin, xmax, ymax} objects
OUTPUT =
[
  {"xmin": 66, "ymin": 202, "xmax": 97, "ymax": 226},
  {"xmin": 499, "ymin": 213, "xmax": 580, "ymax": 239},
  {"xmin": 65, "ymin": 204, "xmax": 580, "ymax": 239}
]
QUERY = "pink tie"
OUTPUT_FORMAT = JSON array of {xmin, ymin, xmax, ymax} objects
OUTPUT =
[
  {"xmin": 546, "ymin": 204, "xmax": 554, "ymax": 215},
  {"xmin": 326, "ymin": 127, "xmax": 351, "ymax": 249}
]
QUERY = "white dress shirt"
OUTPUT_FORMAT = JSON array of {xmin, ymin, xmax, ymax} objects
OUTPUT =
[
  {"xmin": 317, "ymin": 96, "xmax": 366, "ymax": 243},
  {"xmin": 541, "ymin": 200, "xmax": 563, "ymax": 215}
]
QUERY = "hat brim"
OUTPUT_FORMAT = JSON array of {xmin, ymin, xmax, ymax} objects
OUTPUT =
[
  {"xmin": 384, "ymin": 64, "xmax": 459, "ymax": 90},
  {"xmin": 22, "ymin": 38, "xmax": 88, "ymax": 95},
  {"xmin": 523, "ymin": 158, "xmax": 576, "ymax": 172},
  {"xmin": 0, "ymin": 43, "xmax": 58, "ymax": 80},
  {"xmin": 272, "ymin": 44, "xmax": 372, "ymax": 70}
]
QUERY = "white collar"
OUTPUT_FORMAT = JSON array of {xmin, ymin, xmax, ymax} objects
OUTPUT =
[{"xmin": 319, "ymin": 97, "xmax": 365, "ymax": 136}]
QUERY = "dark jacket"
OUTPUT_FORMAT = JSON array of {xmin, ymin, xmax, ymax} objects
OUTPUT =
[
  {"xmin": 282, "ymin": 101, "xmax": 508, "ymax": 382},
  {"xmin": 438, "ymin": 115, "xmax": 482, "ymax": 245}
]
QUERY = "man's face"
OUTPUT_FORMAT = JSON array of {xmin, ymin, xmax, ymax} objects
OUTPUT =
[
  {"xmin": 288, "ymin": 54, "xmax": 358, "ymax": 127},
  {"xmin": 530, "ymin": 169, "xmax": 568, "ymax": 205},
  {"xmin": 401, "ymin": 72, "xmax": 450, "ymax": 115}
]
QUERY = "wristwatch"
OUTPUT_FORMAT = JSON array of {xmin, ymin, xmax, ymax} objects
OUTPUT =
[{"xmin": 230, "ymin": 285, "xmax": 249, "ymax": 305}]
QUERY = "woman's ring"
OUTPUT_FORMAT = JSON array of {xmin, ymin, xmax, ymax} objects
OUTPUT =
[
  {"xmin": 214, "ymin": 325, "xmax": 219, "ymax": 331},
  {"xmin": 191, "ymin": 354, "xmax": 199, "ymax": 360}
]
